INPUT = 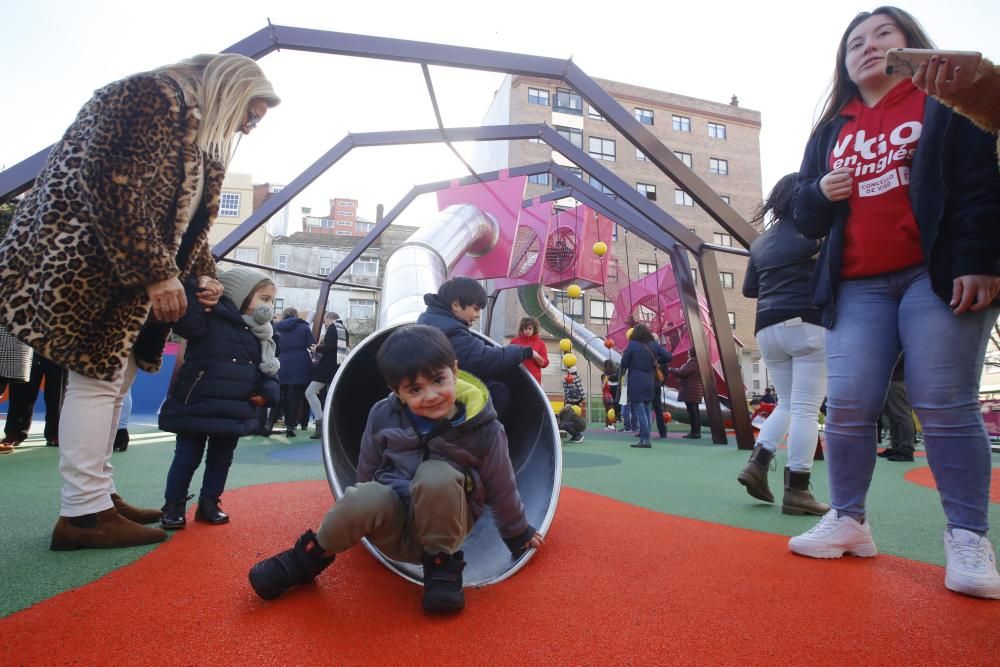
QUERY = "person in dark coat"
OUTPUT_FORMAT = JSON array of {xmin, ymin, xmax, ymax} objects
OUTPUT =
[
  {"xmin": 416, "ymin": 277, "xmax": 543, "ymax": 417},
  {"xmin": 271, "ymin": 308, "xmax": 315, "ymax": 437},
  {"xmin": 670, "ymin": 347, "xmax": 704, "ymax": 439},
  {"xmin": 159, "ymin": 267, "xmax": 280, "ymax": 529},
  {"xmin": 620, "ymin": 324, "xmax": 671, "ymax": 448},
  {"xmin": 306, "ymin": 312, "xmax": 349, "ymax": 439}
]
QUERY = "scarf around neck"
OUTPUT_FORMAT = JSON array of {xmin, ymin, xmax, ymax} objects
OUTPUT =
[{"xmin": 242, "ymin": 314, "xmax": 279, "ymax": 377}]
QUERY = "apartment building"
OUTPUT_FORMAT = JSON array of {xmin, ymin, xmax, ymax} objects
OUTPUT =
[
  {"xmin": 475, "ymin": 75, "xmax": 766, "ymax": 398},
  {"xmin": 210, "ymin": 172, "xmax": 275, "ymax": 267},
  {"xmin": 303, "ymin": 197, "xmax": 376, "ymax": 237}
]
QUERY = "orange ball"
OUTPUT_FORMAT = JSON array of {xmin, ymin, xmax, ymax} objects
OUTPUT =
[{"xmin": 604, "ymin": 337, "xmax": 614, "ymax": 349}]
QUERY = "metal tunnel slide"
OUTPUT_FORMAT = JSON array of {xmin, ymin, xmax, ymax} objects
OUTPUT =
[{"xmin": 321, "ymin": 204, "xmax": 561, "ymax": 587}]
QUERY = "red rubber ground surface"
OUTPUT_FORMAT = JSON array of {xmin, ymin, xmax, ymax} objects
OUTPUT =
[{"xmin": 3, "ymin": 481, "xmax": 999, "ymax": 665}]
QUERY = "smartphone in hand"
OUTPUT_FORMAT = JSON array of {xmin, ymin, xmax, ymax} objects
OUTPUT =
[{"xmin": 884, "ymin": 48, "xmax": 981, "ymax": 77}]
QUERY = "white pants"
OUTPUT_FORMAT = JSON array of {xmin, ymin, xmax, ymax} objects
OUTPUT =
[
  {"xmin": 755, "ymin": 321, "xmax": 827, "ymax": 472},
  {"xmin": 305, "ymin": 381, "xmax": 326, "ymax": 423},
  {"xmin": 58, "ymin": 355, "xmax": 137, "ymax": 516}
]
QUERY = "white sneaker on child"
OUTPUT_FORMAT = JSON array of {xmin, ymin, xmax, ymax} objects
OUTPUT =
[
  {"xmin": 788, "ymin": 509, "xmax": 878, "ymax": 559},
  {"xmin": 943, "ymin": 528, "xmax": 1000, "ymax": 599}
]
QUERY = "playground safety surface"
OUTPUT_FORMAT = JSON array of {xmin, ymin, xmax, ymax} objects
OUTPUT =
[{"xmin": 2, "ymin": 419, "xmax": 999, "ymax": 665}]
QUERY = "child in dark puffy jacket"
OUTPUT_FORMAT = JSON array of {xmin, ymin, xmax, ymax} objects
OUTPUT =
[
  {"xmin": 158, "ymin": 267, "xmax": 280, "ymax": 529},
  {"xmin": 248, "ymin": 324, "xmax": 544, "ymax": 614},
  {"xmin": 417, "ymin": 277, "xmax": 544, "ymax": 416},
  {"xmin": 558, "ymin": 404, "xmax": 586, "ymax": 443}
]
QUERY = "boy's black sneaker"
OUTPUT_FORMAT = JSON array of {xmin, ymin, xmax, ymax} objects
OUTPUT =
[
  {"xmin": 421, "ymin": 550, "xmax": 466, "ymax": 614},
  {"xmin": 886, "ymin": 451, "xmax": 914, "ymax": 462},
  {"xmin": 248, "ymin": 529, "xmax": 335, "ymax": 600}
]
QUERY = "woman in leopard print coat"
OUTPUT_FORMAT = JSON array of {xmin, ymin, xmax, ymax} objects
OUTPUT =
[{"xmin": 0, "ymin": 54, "xmax": 279, "ymax": 550}]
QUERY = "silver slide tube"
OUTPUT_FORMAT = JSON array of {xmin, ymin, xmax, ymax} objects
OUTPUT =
[{"xmin": 323, "ymin": 205, "xmax": 561, "ymax": 588}]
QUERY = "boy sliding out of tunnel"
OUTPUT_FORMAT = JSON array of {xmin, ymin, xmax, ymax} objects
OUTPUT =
[{"xmin": 248, "ymin": 325, "xmax": 544, "ymax": 613}]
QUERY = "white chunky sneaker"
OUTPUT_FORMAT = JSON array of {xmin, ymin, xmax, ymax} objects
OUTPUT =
[
  {"xmin": 943, "ymin": 528, "xmax": 1000, "ymax": 599},
  {"xmin": 788, "ymin": 509, "xmax": 878, "ymax": 558}
]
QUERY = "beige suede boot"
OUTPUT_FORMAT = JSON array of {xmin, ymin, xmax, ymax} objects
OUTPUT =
[{"xmin": 782, "ymin": 468, "xmax": 830, "ymax": 516}]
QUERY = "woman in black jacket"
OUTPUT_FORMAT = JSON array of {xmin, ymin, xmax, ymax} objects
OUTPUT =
[
  {"xmin": 305, "ymin": 313, "xmax": 349, "ymax": 439},
  {"xmin": 737, "ymin": 174, "xmax": 829, "ymax": 517},
  {"xmin": 786, "ymin": 7, "xmax": 1000, "ymax": 600}
]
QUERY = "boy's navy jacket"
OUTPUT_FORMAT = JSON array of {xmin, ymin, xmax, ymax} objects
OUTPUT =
[
  {"xmin": 794, "ymin": 97, "xmax": 1000, "ymax": 327},
  {"xmin": 274, "ymin": 316, "xmax": 315, "ymax": 385},
  {"xmin": 416, "ymin": 293, "xmax": 531, "ymax": 379},
  {"xmin": 159, "ymin": 287, "xmax": 279, "ymax": 436},
  {"xmin": 356, "ymin": 370, "xmax": 535, "ymax": 554}
]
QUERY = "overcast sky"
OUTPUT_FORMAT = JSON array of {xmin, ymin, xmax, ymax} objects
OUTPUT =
[{"xmin": 3, "ymin": 0, "xmax": 997, "ymax": 228}]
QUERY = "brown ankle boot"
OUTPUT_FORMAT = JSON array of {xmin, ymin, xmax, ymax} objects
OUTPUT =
[
  {"xmin": 50, "ymin": 507, "xmax": 167, "ymax": 550},
  {"xmin": 737, "ymin": 445, "xmax": 775, "ymax": 503},
  {"xmin": 111, "ymin": 493, "xmax": 162, "ymax": 525},
  {"xmin": 782, "ymin": 468, "xmax": 830, "ymax": 516}
]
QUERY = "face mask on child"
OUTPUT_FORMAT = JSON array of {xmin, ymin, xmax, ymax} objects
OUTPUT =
[{"xmin": 250, "ymin": 303, "xmax": 274, "ymax": 325}]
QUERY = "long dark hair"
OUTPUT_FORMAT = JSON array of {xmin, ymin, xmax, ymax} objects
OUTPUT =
[
  {"xmin": 751, "ymin": 173, "xmax": 798, "ymax": 230},
  {"xmin": 630, "ymin": 323, "xmax": 654, "ymax": 343},
  {"xmin": 812, "ymin": 6, "xmax": 934, "ymax": 135}
]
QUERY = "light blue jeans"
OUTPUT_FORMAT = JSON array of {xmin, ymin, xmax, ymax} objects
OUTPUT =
[
  {"xmin": 756, "ymin": 320, "xmax": 827, "ymax": 472},
  {"xmin": 633, "ymin": 401, "xmax": 651, "ymax": 444},
  {"xmin": 824, "ymin": 267, "xmax": 998, "ymax": 534}
]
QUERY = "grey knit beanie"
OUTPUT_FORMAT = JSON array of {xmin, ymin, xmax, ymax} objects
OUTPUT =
[{"xmin": 218, "ymin": 266, "xmax": 272, "ymax": 311}]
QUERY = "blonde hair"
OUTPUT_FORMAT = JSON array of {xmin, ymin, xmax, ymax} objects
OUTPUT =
[{"xmin": 156, "ymin": 54, "xmax": 280, "ymax": 165}]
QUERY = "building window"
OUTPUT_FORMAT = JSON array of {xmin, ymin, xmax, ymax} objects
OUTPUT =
[
  {"xmin": 554, "ymin": 166, "xmax": 583, "ymax": 189},
  {"xmin": 349, "ymin": 299, "xmax": 376, "ymax": 320},
  {"xmin": 612, "ymin": 224, "xmax": 619, "ymax": 241},
  {"xmin": 720, "ymin": 194, "xmax": 731, "ymax": 204},
  {"xmin": 713, "ymin": 232, "xmax": 733, "ymax": 247},
  {"xmin": 274, "ymin": 298, "xmax": 284, "ymax": 311},
  {"xmin": 588, "ymin": 106, "xmax": 604, "ymax": 121},
  {"xmin": 589, "ymin": 176, "xmax": 615, "ymax": 196},
  {"xmin": 708, "ymin": 122, "xmax": 727, "ymax": 139},
  {"xmin": 672, "ymin": 115, "xmax": 691, "ymax": 132},
  {"xmin": 356, "ymin": 222, "xmax": 374, "ymax": 233},
  {"xmin": 691, "ymin": 269, "xmax": 698, "ymax": 285},
  {"xmin": 709, "ymin": 158, "xmax": 729, "ymax": 175},
  {"xmin": 553, "ymin": 88, "xmax": 583, "ymax": 115},
  {"xmin": 234, "ymin": 247, "xmax": 258, "ymax": 263},
  {"xmin": 590, "ymin": 299, "xmax": 614, "ymax": 322},
  {"xmin": 753, "ymin": 379, "xmax": 760, "ymax": 390},
  {"xmin": 352, "ymin": 256, "xmax": 379, "ymax": 276},
  {"xmin": 752, "ymin": 362, "xmax": 760, "ymax": 374},
  {"xmin": 589, "ymin": 136, "xmax": 616, "ymax": 161},
  {"xmin": 528, "ymin": 87, "xmax": 549, "ymax": 106},
  {"xmin": 338, "ymin": 219, "xmax": 352, "ymax": 225},
  {"xmin": 720, "ymin": 272, "xmax": 735, "ymax": 289},
  {"xmin": 219, "ymin": 192, "xmax": 241, "ymax": 217},
  {"xmin": 674, "ymin": 189, "xmax": 694, "ymax": 206},
  {"xmin": 638, "ymin": 261, "xmax": 657, "ymax": 276},
  {"xmin": 552, "ymin": 290, "xmax": 584, "ymax": 320},
  {"xmin": 335, "ymin": 230, "xmax": 351, "ymax": 236},
  {"xmin": 634, "ymin": 107, "xmax": 654, "ymax": 125},
  {"xmin": 674, "ymin": 151, "xmax": 693, "ymax": 168},
  {"xmin": 528, "ymin": 173, "xmax": 550, "ymax": 185},
  {"xmin": 636, "ymin": 183, "xmax": 657, "ymax": 201},
  {"xmin": 322, "ymin": 218, "xmax": 334, "ymax": 228},
  {"xmin": 318, "ymin": 257, "xmax": 333, "ymax": 276},
  {"xmin": 277, "ymin": 254, "xmax": 288, "ymax": 271},
  {"xmin": 635, "ymin": 148, "xmax": 649, "ymax": 162},
  {"xmin": 728, "ymin": 312, "xmax": 736, "ymax": 328},
  {"xmin": 555, "ymin": 126, "xmax": 583, "ymax": 149}
]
